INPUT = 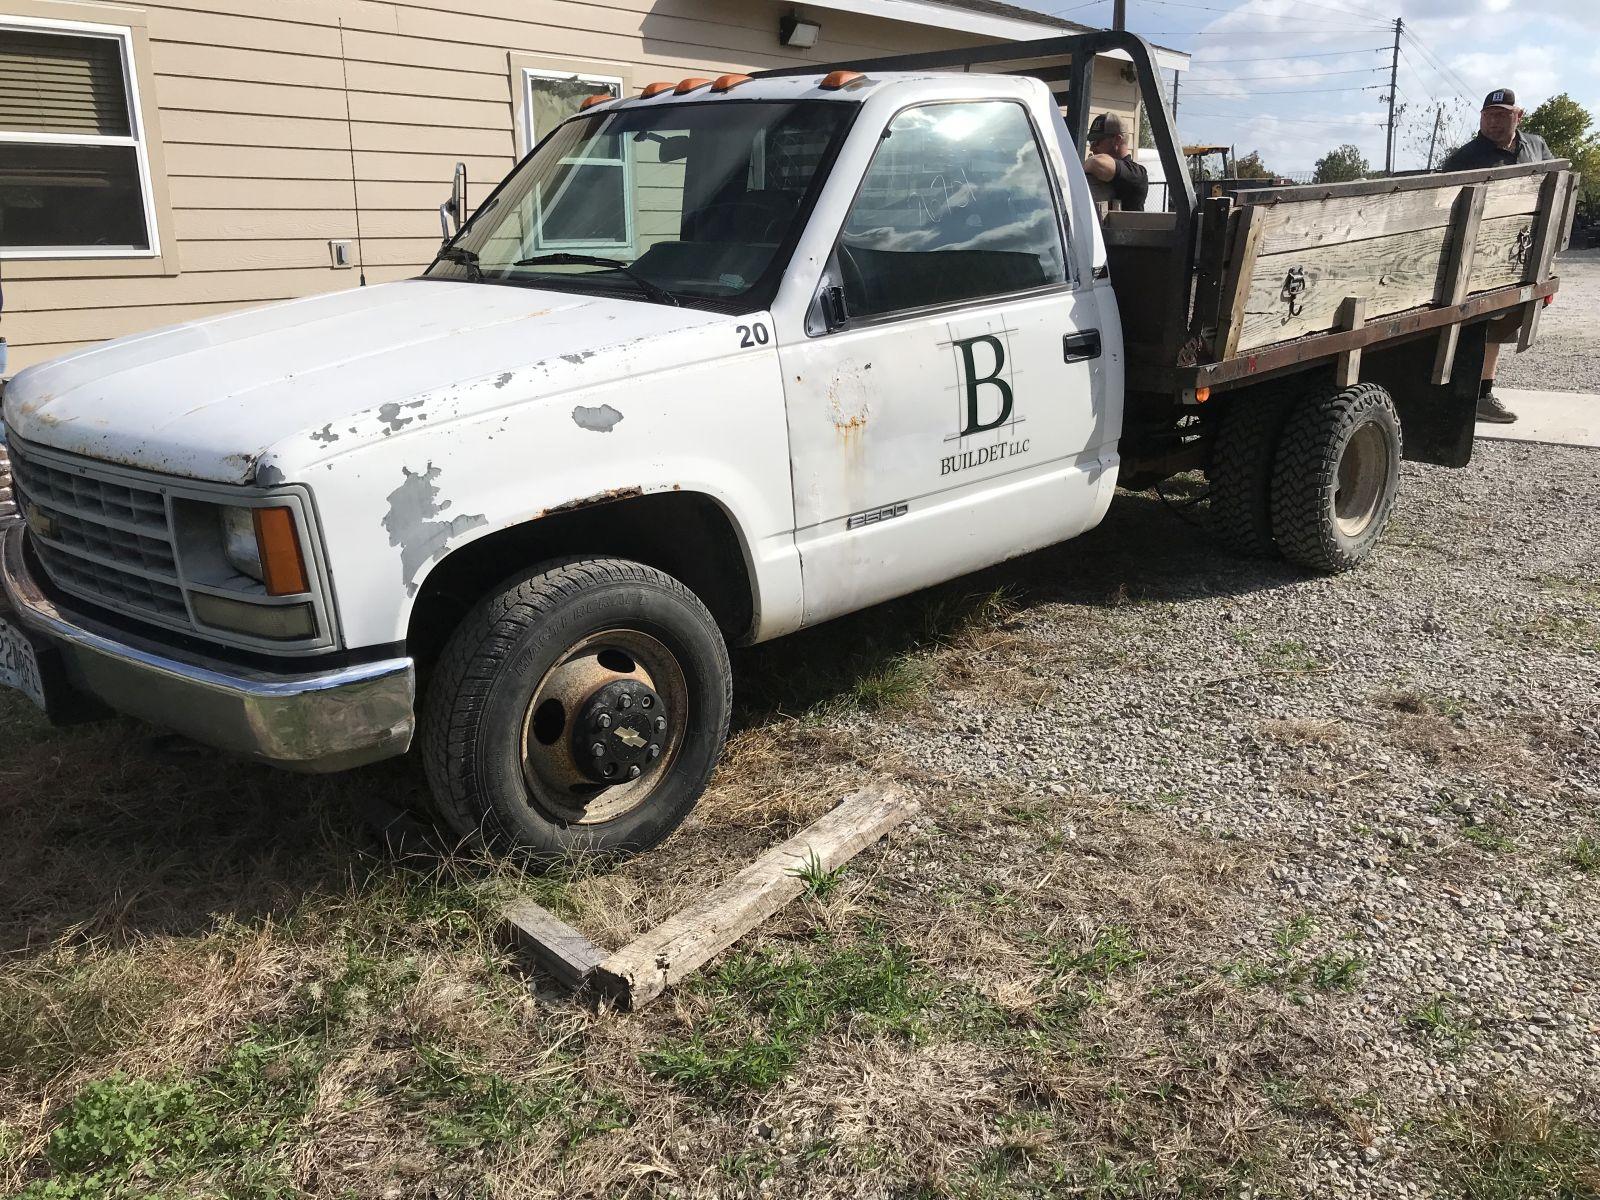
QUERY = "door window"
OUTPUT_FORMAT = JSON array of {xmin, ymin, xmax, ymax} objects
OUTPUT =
[{"xmin": 836, "ymin": 101, "xmax": 1067, "ymax": 320}]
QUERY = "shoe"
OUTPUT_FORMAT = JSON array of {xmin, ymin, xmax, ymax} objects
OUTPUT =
[{"xmin": 1476, "ymin": 392, "xmax": 1517, "ymax": 424}]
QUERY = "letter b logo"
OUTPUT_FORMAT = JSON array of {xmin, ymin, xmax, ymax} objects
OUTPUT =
[{"xmin": 954, "ymin": 334, "xmax": 1013, "ymax": 437}]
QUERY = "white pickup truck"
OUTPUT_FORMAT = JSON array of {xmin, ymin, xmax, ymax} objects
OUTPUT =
[{"xmin": 0, "ymin": 33, "xmax": 1571, "ymax": 858}]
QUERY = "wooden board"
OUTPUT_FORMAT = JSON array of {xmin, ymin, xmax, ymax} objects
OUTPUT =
[
  {"xmin": 500, "ymin": 899, "xmax": 607, "ymax": 992},
  {"xmin": 1250, "ymin": 172, "xmax": 1541, "ymax": 256},
  {"xmin": 1431, "ymin": 183, "xmax": 1488, "ymax": 385},
  {"xmin": 1213, "ymin": 204, "xmax": 1264, "ymax": 361},
  {"xmin": 1517, "ymin": 171, "xmax": 1572, "ymax": 352},
  {"xmin": 591, "ymin": 786, "xmax": 919, "ymax": 1010},
  {"xmin": 1235, "ymin": 211, "xmax": 1536, "ymax": 353}
]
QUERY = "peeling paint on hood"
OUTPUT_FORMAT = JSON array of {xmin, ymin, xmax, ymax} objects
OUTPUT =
[{"xmin": 0, "ymin": 279, "xmax": 728, "ymax": 484}]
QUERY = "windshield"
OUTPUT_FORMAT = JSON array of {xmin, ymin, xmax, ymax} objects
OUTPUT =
[{"xmin": 427, "ymin": 100, "xmax": 854, "ymax": 307}]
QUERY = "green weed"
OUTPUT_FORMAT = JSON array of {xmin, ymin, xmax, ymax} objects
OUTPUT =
[
  {"xmin": 1406, "ymin": 996, "xmax": 1474, "ymax": 1055},
  {"xmin": 1046, "ymin": 926, "xmax": 1146, "ymax": 981},
  {"xmin": 1564, "ymin": 836, "xmax": 1600, "ymax": 874},
  {"xmin": 789, "ymin": 849, "xmax": 849, "ymax": 901},
  {"xmin": 1429, "ymin": 1092, "xmax": 1600, "ymax": 1200},
  {"xmin": 642, "ymin": 940, "xmax": 931, "ymax": 1097}
]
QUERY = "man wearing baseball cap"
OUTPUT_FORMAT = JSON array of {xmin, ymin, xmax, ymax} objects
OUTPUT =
[
  {"xmin": 1438, "ymin": 88, "xmax": 1554, "ymax": 424},
  {"xmin": 1084, "ymin": 112, "xmax": 1149, "ymax": 213}
]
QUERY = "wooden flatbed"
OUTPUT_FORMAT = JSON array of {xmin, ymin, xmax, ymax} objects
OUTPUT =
[{"xmin": 770, "ymin": 31, "xmax": 1578, "ymax": 478}]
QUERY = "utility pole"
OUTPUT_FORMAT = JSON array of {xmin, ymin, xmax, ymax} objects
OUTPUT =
[
  {"xmin": 1426, "ymin": 102, "xmax": 1443, "ymax": 169},
  {"xmin": 1114, "ymin": 0, "xmax": 1126, "ymax": 31},
  {"xmin": 1385, "ymin": 16, "xmax": 1402, "ymax": 174}
]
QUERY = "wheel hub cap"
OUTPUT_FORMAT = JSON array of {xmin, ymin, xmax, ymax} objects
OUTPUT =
[{"xmin": 573, "ymin": 679, "xmax": 669, "ymax": 784}]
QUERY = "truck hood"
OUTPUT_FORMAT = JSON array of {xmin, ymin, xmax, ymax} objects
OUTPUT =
[{"xmin": 1, "ymin": 279, "xmax": 728, "ymax": 484}]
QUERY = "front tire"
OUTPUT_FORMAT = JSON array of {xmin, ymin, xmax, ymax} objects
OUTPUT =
[
  {"xmin": 421, "ymin": 558, "xmax": 732, "ymax": 860},
  {"xmin": 1271, "ymin": 381, "xmax": 1402, "ymax": 573}
]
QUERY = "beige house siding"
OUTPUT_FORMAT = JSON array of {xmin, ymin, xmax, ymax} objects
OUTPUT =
[{"xmin": 1, "ymin": 0, "xmax": 1139, "ymax": 373}]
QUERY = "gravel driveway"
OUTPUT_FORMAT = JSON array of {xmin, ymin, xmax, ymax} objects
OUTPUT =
[
  {"xmin": 3, "ymin": 313, "xmax": 1596, "ymax": 1197},
  {"xmin": 1494, "ymin": 247, "xmax": 1600, "ymax": 393}
]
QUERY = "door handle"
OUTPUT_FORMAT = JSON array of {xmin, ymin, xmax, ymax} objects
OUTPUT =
[{"xmin": 1063, "ymin": 330, "xmax": 1102, "ymax": 363}]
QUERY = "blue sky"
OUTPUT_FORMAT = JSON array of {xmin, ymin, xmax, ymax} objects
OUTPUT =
[{"xmin": 1041, "ymin": 0, "xmax": 1600, "ymax": 175}]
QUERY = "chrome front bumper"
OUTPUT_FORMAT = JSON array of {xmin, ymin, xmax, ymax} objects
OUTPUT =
[{"xmin": 1, "ymin": 525, "xmax": 415, "ymax": 773}]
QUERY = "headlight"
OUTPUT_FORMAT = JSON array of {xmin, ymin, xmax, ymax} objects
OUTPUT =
[
  {"xmin": 221, "ymin": 506, "xmax": 262, "ymax": 581},
  {"xmin": 218, "ymin": 505, "xmax": 310, "ymax": 596}
]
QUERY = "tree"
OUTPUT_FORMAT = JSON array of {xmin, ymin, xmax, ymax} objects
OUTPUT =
[
  {"xmin": 1523, "ymin": 93, "xmax": 1600, "ymax": 209},
  {"xmin": 1234, "ymin": 151, "xmax": 1273, "ymax": 179},
  {"xmin": 1313, "ymin": 144, "xmax": 1370, "ymax": 184},
  {"xmin": 1137, "ymin": 101, "xmax": 1155, "ymax": 149}
]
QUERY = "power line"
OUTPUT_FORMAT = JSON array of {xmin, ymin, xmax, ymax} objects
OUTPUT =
[
  {"xmin": 1191, "ymin": 47, "xmax": 1388, "ymax": 62},
  {"xmin": 1187, "ymin": 66, "xmax": 1387, "ymax": 81},
  {"xmin": 1401, "ymin": 28, "xmax": 1477, "ymax": 102},
  {"xmin": 1140, "ymin": 28, "xmax": 1399, "ymax": 35},
  {"xmin": 1183, "ymin": 83, "xmax": 1386, "ymax": 96},
  {"xmin": 1111, "ymin": 0, "xmax": 1390, "ymax": 27},
  {"xmin": 1180, "ymin": 108, "xmax": 1387, "ymax": 127}
]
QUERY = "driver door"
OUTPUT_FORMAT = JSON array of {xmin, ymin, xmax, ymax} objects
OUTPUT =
[{"xmin": 778, "ymin": 99, "xmax": 1114, "ymax": 626}]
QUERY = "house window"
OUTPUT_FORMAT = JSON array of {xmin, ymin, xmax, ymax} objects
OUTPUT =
[
  {"xmin": 0, "ymin": 19, "xmax": 158, "ymax": 257},
  {"xmin": 522, "ymin": 68, "xmax": 630, "ymax": 251}
]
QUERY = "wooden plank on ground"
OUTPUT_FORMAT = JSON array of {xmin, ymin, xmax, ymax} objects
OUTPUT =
[
  {"xmin": 1432, "ymin": 183, "xmax": 1488, "ymax": 385},
  {"xmin": 1213, "ymin": 204, "xmax": 1264, "ymax": 361},
  {"xmin": 1236, "ymin": 211, "xmax": 1535, "ymax": 352},
  {"xmin": 591, "ymin": 786, "xmax": 920, "ymax": 1010},
  {"xmin": 501, "ymin": 899, "xmax": 608, "ymax": 992},
  {"xmin": 1334, "ymin": 296, "xmax": 1366, "ymax": 388},
  {"xmin": 1518, "ymin": 171, "xmax": 1570, "ymax": 352},
  {"xmin": 1250, "ymin": 171, "xmax": 1540, "ymax": 257}
]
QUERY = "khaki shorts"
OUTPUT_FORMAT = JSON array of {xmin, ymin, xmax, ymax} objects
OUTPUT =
[{"xmin": 1486, "ymin": 310, "xmax": 1524, "ymax": 344}]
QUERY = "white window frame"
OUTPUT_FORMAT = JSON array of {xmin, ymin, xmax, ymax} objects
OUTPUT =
[
  {"xmin": 0, "ymin": 12, "xmax": 161, "ymax": 260},
  {"xmin": 520, "ymin": 67, "xmax": 633, "ymax": 254}
]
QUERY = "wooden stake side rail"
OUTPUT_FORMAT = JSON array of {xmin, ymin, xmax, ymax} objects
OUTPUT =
[{"xmin": 1185, "ymin": 276, "xmax": 1559, "ymax": 392}]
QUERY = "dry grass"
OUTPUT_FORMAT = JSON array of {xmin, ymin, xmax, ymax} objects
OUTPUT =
[{"xmin": 3, "ymin": 502, "xmax": 1598, "ymax": 1197}]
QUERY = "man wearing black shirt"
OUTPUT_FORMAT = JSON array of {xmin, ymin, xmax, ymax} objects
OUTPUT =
[
  {"xmin": 1438, "ymin": 88, "xmax": 1554, "ymax": 424},
  {"xmin": 1084, "ymin": 113, "xmax": 1149, "ymax": 213}
]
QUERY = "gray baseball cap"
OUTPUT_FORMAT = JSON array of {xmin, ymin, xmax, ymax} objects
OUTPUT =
[{"xmin": 1088, "ymin": 112, "xmax": 1126, "ymax": 140}]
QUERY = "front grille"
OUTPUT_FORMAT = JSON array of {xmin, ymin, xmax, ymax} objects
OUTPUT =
[
  {"xmin": 8, "ymin": 438, "xmax": 191, "ymax": 628},
  {"xmin": 0, "ymin": 440, "xmax": 18, "ymax": 529}
]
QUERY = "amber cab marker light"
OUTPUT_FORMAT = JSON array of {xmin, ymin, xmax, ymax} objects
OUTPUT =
[
  {"xmin": 674, "ymin": 76, "xmax": 713, "ymax": 94},
  {"xmin": 640, "ymin": 81, "xmax": 674, "ymax": 98},
  {"xmin": 712, "ymin": 73, "xmax": 753, "ymax": 92},
  {"xmin": 819, "ymin": 70, "xmax": 864, "ymax": 90},
  {"xmin": 579, "ymin": 93, "xmax": 613, "ymax": 110},
  {"xmin": 253, "ymin": 507, "xmax": 310, "ymax": 597},
  {"xmin": 1194, "ymin": 386, "xmax": 1212, "ymax": 404}
]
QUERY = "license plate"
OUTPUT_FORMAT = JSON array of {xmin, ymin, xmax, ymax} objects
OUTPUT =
[{"xmin": 0, "ymin": 610, "xmax": 46, "ymax": 711}]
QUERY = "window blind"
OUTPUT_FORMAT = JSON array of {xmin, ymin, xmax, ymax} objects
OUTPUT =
[{"xmin": 0, "ymin": 30, "xmax": 130, "ymax": 137}]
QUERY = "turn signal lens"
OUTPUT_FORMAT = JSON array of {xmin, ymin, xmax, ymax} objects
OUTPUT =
[
  {"xmin": 191, "ymin": 593, "xmax": 317, "ymax": 641},
  {"xmin": 1194, "ymin": 386, "xmax": 1212, "ymax": 404},
  {"xmin": 253, "ymin": 506, "xmax": 310, "ymax": 597}
]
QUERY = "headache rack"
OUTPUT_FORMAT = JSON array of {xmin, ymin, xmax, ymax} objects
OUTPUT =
[{"xmin": 756, "ymin": 33, "xmax": 1579, "ymax": 405}]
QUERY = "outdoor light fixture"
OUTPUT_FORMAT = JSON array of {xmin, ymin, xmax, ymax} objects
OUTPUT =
[{"xmin": 780, "ymin": 13, "xmax": 821, "ymax": 48}]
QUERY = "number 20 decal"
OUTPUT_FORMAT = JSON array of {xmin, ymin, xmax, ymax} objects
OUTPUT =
[{"xmin": 737, "ymin": 322, "xmax": 770, "ymax": 348}]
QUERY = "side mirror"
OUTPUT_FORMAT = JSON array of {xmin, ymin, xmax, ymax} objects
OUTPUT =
[{"xmin": 438, "ymin": 162, "xmax": 469, "ymax": 245}]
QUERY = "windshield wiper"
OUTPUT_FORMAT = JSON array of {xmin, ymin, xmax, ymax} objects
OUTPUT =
[
  {"xmin": 434, "ymin": 245, "xmax": 482, "ymax": 280},
  {"xmin": 513, "ymin": 253, "xmax": 680, "ymax": 307}
]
